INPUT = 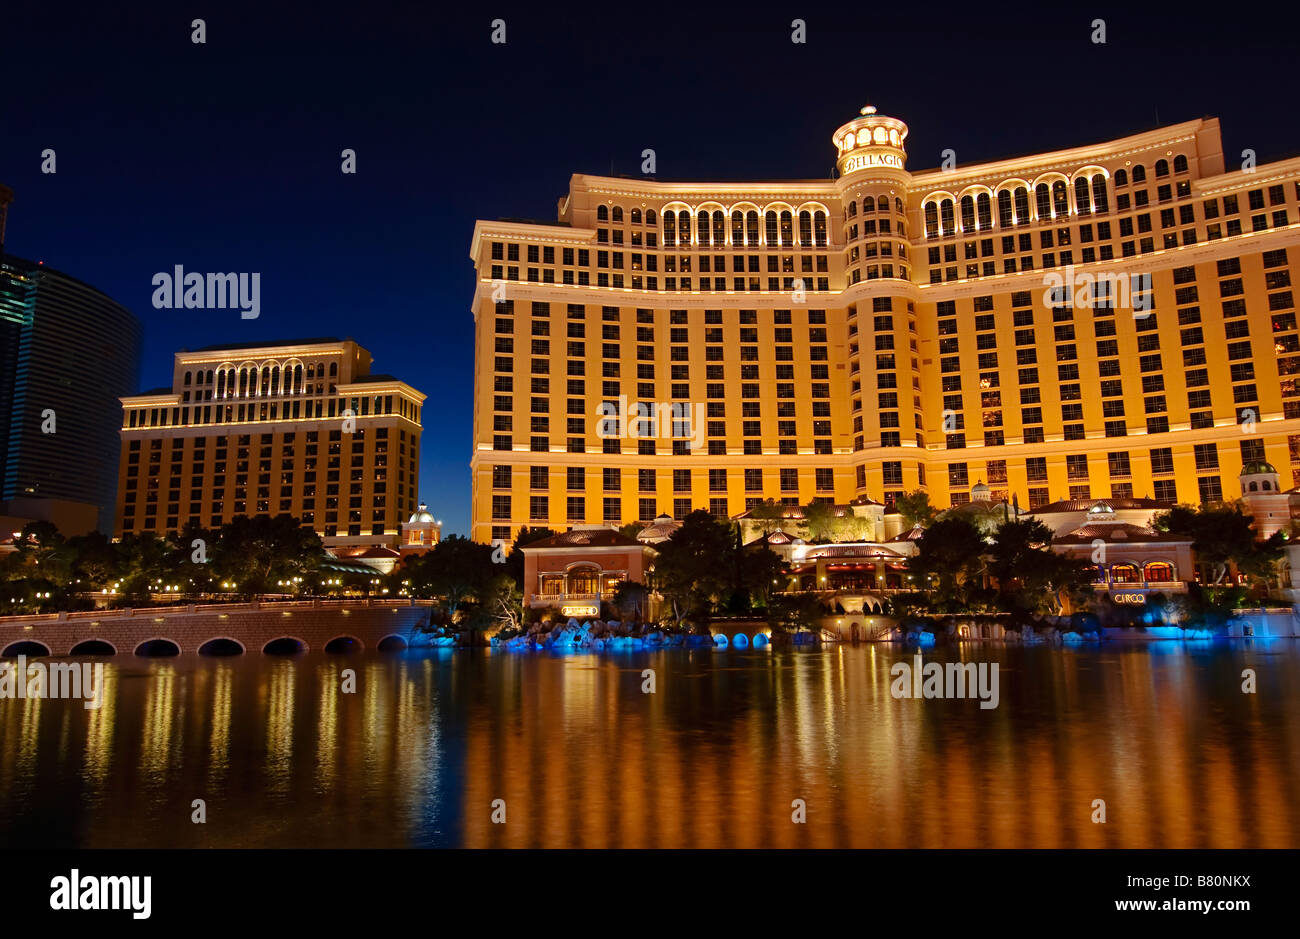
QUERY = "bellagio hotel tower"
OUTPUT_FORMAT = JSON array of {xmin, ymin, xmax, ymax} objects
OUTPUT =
[{"xmin": 468, "ymin": 106, "xmax": 1300, "ymax": 543}]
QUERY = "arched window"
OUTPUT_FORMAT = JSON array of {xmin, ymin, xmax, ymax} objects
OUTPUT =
[
  {"xmin": 645, "ymin": 209, "xmax": 657, "ymax": 225},
  {"xmin": 765, "ymin": 211, "xmax": 779, "ymax": 245},
  {"xmin": 976, "ymin": 193, "xmax": 992, "ymax": 228},
  {"xmin": 1014, "ymin": 187, "xmax": 1030, "ymax": 226},
  {"xmin": 960, "ymin": 195, "xmax": 976, "ymax": 231},
  {"xmin": 780, "ymin": 210, "xmax": 793, "ymax": 246},
  {"xmin": 1144, "ymin": 562, "xmax": 1175, "ymax": 583},
  {"xmin": 814, "ymin": 211, "xmax": 827, "ymax": 247},
  {"xmin": 630, "ymin": 208, "xmax": 641, "ymax": 224},
  {"xmin": 798, "ymin": 211, "xmax": 812, "ymax": 246},
  {"xmin": 1173, "ymin": 154, "xmax": 1188, "ymax": 174},
  {"xmin": 1114, "ymin": 168, "xmax": 1128, "ymax": 187},
  {"xmin": 697, "ymin": 210, "xmax": 711, "ymax": 246},
  {"xmin": 1052, "ymin": 180, "xmax": 1069, "ymax": 217},
  {"xmin": 1131, "ymin": 164, "xmax": 1147, "ymax": 183},
  {"xmin": 183, "ymin": 371, "xmax": 192, "ymax": 386},
  {"xmin": 597, "ymin": 205, "xmax": 608, "ymax": 221},
  {"xmin": 1109, "ymin": 563, "xmax": 1141, "ymax": 584},
  {"xmin": 862, "ymin": 195, "xmax": 875, "ymax": 213},
  {"xmin": 1155, "ymin": 159, "xmax": 1169, "ymax": 178},
  {"xmin": 1249, "ymin": 481, "xmax": 1259, "ymax": 492},
  {"xmin": 664, "ymin": 211, "xmax": 676, "ymax": 246},
  {"xmin": 1091, "ymin": 176, "xmax": 1109, "ymax": 213},
  {"xmin": 939, "ymin": 199, "xmax": 955, "ymax": 236},
  {"xmin": 895, "ymin": 197, "xmax": 904, "ymax": 214},
  {"xmin": 847, "ymin": 200, "xmax": 857, "ymax": 218},
  {"xmin": 712, "ymin": 210, "xmax": 725, "ymax": 245},
  {"xmin": 567, "ymin": 566, "xmax": 599, "ymax": 596},
  {"xmin": 1035, "ymin": 184, "xmax": 1051, "ymax": 220},
  {"xmin": 612, "ymin": 206, "xmax": 623, "ymax": 222},
  {"xmin": 997, "ymin": 190, "xmax": 1013, "ymax": 227},
  {"xmin": 677, "ymin": 210, "xmax": 691, "ymax": 244},
  {"xmin": 1075, "ymin": 177, "xmax": 1092, "ymax": 215},
  {"xmin": 731, "ymin": 211, "xmax": 744, "ymax": 245},
  {"xmin": 924, "ymin": 201, "xmax": 939, "ymax": 238},
  {"xmin": 216, "ymin": 371, "xmax": 226, "ymax": 397}
]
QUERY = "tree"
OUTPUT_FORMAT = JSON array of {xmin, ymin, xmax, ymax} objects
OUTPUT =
[
  {"xmin": 988, "ymin": 518, "xmax": 1092, "ymax": 614},
  {"xmin": 209, "ymin": 515, "xmax": 323, "ymax": 597},
  {"xmin": 474, "ymin": 574, "xmax": 523, "ymax": 635},
  {"xmin": 766, "ymin": 591, "xmax": 824, "ymax": 633},
  {"xmin": 894, "ymin": 490, "xmax": 935, "ymax": 529},
  {"xmin": 745, "ymin": 499, "xmax": 787, "ymax": 534},
  {"xmin": 908, "ymin": 515, "xmax": 988, "ymax": 611},
  {"xmin": 113, "ymin": 532, "xmax": 173, "ymax": 603},
  {"xmin": 14, "ymin": 521, "xmax": 75, "ymax": 588},
  {"xmin": 801, "ymin": 502, "xmax": 871, "ymax": 543},
  {"xmin": 1154, "ymin": 504, "xmax": 1283, "ymax": 586},
  {"xmin": 413, "ymin": 535, "xmax": 496, "ymax": 621},
  {"xmin": 804, "ymin": 501, "xmax": 839, "ymax": 542},
  {"xmin": 613, "ymin": 580, "xmax": 649, "ymax": 621},
  {"xmin": 502, "ymin": 526, "xmax": 556, "ymax": 589},
  {"xmin": 653, "ymin": 510, "xmax": 737, "ymax": 628}
]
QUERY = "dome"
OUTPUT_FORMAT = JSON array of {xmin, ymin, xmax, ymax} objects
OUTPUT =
[
  {"xmin": 407, "ymin": 501, "xmax": 436, "ymax": 525},
  {"xmin": 1239, "ymin": 461, "xmax": 1278, "ymax": 476},
  {"xmin": 970, "ymin": 481, "xmax": 991, "ymax": 501}
]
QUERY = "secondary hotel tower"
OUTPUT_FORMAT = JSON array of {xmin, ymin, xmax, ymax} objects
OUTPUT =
[
  {"xmin": 468, "ymin": 108, "xmax": 1300, "ymax": 543},
  {"xmin": 116, "ymin": 339, "xmax": 425, "ymax": 550}
]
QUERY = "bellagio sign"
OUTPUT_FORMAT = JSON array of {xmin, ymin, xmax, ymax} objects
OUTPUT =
[{"xmin": 841, "ymin": 151, "xmax": 904, "ymax": 173}]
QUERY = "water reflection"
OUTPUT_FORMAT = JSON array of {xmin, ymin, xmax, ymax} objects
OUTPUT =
[{"xmin": 0, "ymin": 644, "xmax": 1297, "ymax": 848}]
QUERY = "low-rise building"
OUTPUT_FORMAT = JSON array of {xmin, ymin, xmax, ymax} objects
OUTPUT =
[{"xmin": 520, "ymin": 525, "xmax": 657, "ymax": 619}]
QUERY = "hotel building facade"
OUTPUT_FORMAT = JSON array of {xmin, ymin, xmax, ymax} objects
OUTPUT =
[
  {"xmin": 1, "ymin": 183, "xmax": 143, "ymax": 534},
  {"xmin": 468, "ymin": 108, "xmax": 1300, "ymax": 544},
  {"xmin": 115, "ymin": 339, "xmax": 425, "ymax": 550}
]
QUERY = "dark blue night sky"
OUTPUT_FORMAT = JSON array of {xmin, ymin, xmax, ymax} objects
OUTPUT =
[{"xmin": 3, "ymin": 0, "xmax": 1297, "ymax": 535}]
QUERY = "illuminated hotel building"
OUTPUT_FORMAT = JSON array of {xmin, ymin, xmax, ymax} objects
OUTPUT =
[
  {"xmin": 115, "ymin": 339, "xmax": 425, "ymax": 550},
  {"xmin": 468, "ymin": 108, "xmax": 1300, "ymax": 543}
]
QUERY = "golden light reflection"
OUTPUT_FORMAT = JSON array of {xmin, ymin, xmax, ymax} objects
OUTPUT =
[{"xmin": 0, "ymin": 646, "xmax": 1296, "ymax": 848}]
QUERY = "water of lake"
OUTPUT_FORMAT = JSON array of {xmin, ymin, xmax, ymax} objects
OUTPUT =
[{"xmin": 1, "ymin": 642, "xmax": 1297, "ymax": 848}]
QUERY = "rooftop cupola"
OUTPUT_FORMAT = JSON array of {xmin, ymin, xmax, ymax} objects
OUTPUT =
[{"xmin": 833, "ymin": 104, "xmax": 909, "ymax": 177}]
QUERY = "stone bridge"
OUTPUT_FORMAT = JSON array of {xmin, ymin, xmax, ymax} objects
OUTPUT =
[{"xmin": 0, "ymin": 599, "xmax": 439, "ymax": 656}]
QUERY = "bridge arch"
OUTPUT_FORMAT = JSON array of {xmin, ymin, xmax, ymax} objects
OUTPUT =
[
  {"xmin": 198, "ymin": 637, "xmax": 246, "ymax": 656},
  {"xmin": 262, "ymin": 636, "xmax": 308, "ymax": 655},
  {"xmin": 375, "ymin": 634, "xmax": 408, "ymax": 652},
  {"xmin": 3, "ymin": 640, "xmax": 51, "ymax": 657},
  {"xmin": 69, "ymin": 639, "xmax": 117, "ymax": 655},
  {"xmin": 324, "ymin": 635, "xmax": 363, "ymax": 653},
  {"xmin": 135, "ymin": 638, "xmax": 181, "ymax": 656}
]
